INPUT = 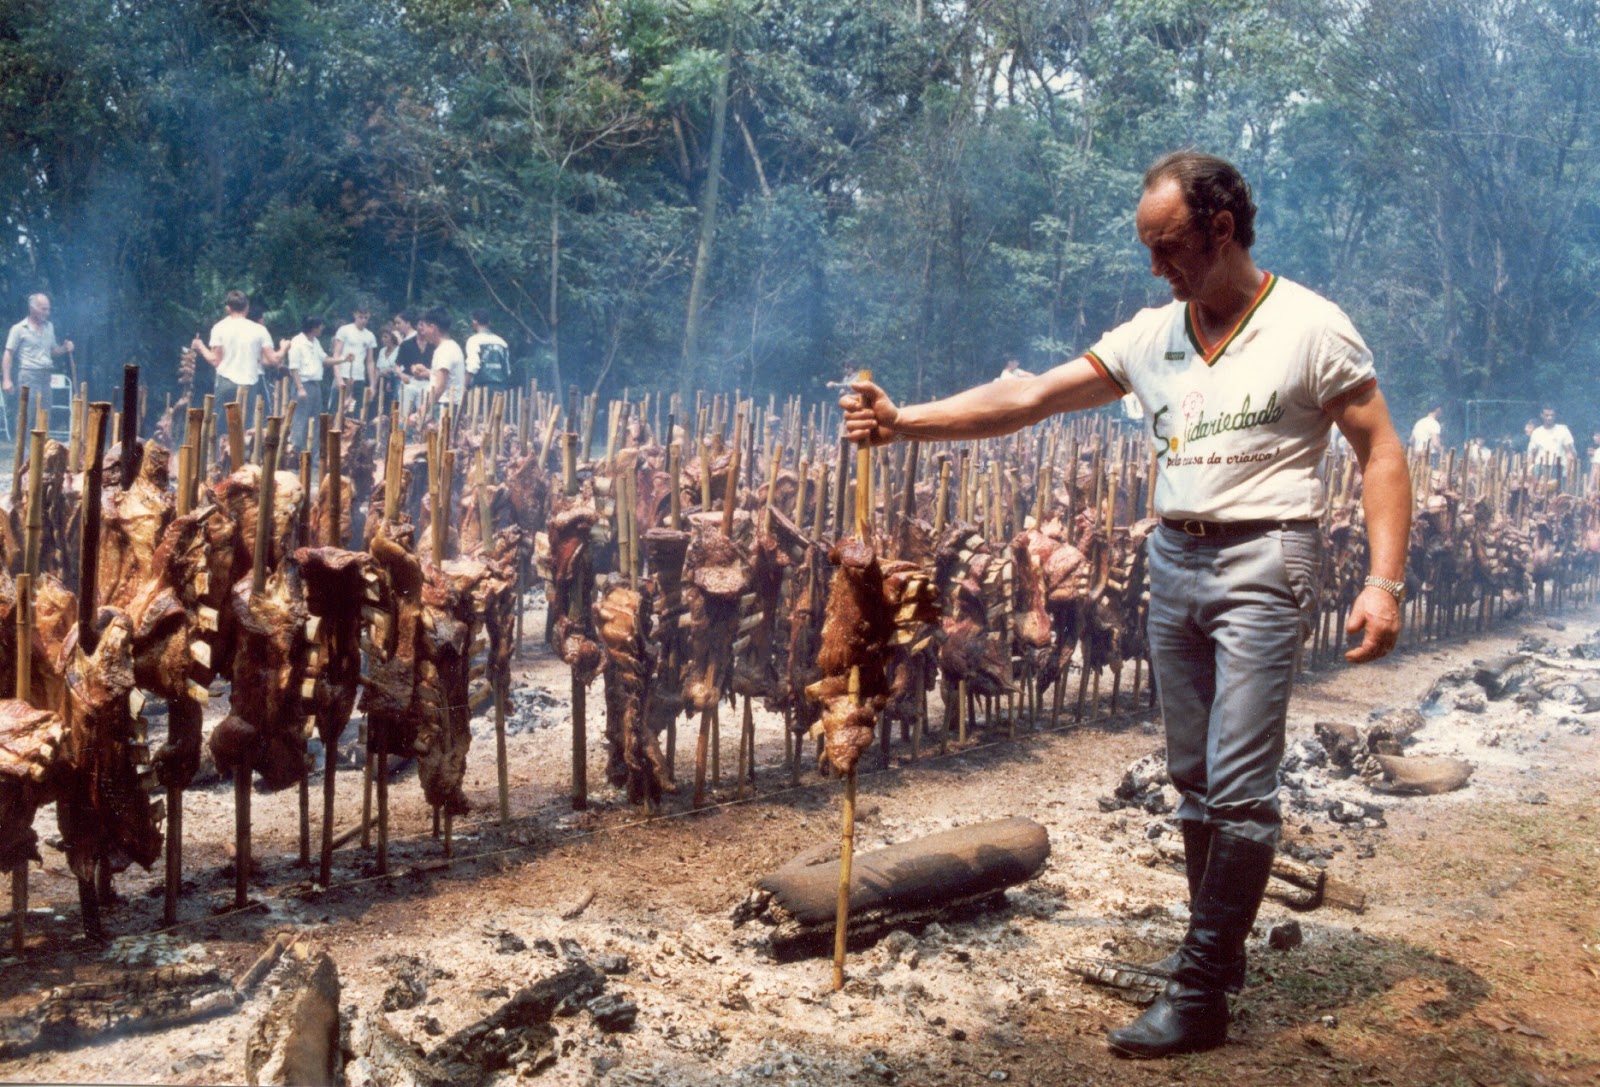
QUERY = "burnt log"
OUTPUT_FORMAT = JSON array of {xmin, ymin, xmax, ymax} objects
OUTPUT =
[{"xmin": 733, "ymin": 817, "xmax": 1050, "ymax": 961}]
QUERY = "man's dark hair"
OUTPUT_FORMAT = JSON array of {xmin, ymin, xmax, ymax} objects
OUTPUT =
[
  {"xmin": 421, "ymin": 306, "xmax": 452, "ymax": 334},
  {"xmin": 225, "ymin": 289, "xmax": 250, "ymax": 313},
  {"xmin": 470, "ymin": 308, "xmax": 491, "ymax": 327},
  {"xmin": 301, "ymin": 315, "xmax": 324, "ymax": 334},
  {"xmin": 397, "ymin": 309, "xmax": 416, "ymax": 325},
  {"xmin": 1144, "ymin": 151, "xmax": 1257, "ymax": 250}
]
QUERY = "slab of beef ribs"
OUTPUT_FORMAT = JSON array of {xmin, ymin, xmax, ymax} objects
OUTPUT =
[
  {"xmin": 805, "ymin": 538, "xmax": 894, "ymax": 775},
  {"xmin": 933, "ymin": 525, "xmax": 1013, "ymax": 701},
  {"xmin": 0, "ymin": 701, "xmax": 65, "ymax": 870},
  {"xmin": 595, "ymin": 577, "xmax": 672, "ymax": 806},
  {"xmin": 361, "ymin": 534, "xmax": 430, "ymax": 771},
  {"xmin": 123, "ymin": 507, "xmax": 235, "ymax": 790},
  {"xmin": 785, "ymin": 542, "xmax": 828, "ymax": 748},
  {"xmin": 641, "ymin": 527, "xmax": 691, "ymax": 759},
  {"xmin": 213, "ymin": 466, "xmax": 305, "ymax": 581},
  {"xmin": 414, "ymin": 558, "xmax": 489, "ymax": 816},
  {"xmin": 98, "ymin": 442, "xmax": 175, "ymax": 612},
  {"xmin": 679, "ymin": 517, "xmax": 750, "ymax": 715},
  {"xmin": 730, "ymin": 527, "xmax": 788, "ymax": 705},
  {"xmin": 544, "ymin": 498, "xmax": 604, "ymax": 681},
  {"xmin": 295, "ymin": 547, "xmax": 383, "ymax": 754},
  {"xmin": 57, "ymin": 611, "xmax": 163, "ymax": 886},
  {"xmin": 209, "ymin": 562, "xmax": 311, "ymax": 792}
]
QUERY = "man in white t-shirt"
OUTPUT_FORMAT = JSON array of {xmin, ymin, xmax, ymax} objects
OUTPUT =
[
  {"xmin": 1526, "ymin": 406, "xmax": 1576, "ymax": 468},
  {"xmin": 1409, "ymin": 405, "xmax": 1443, "ymax": 457},
  {"xmin": 417, "ymin": 306, "xmax": 465, "ymax": 417},
  {"xmin": 997, "ymin": 356, "xmax": 1033, "ymax": 381},
  {"xmin": 463, "ymin": 309, "xmax": 511, "ymax": 389},
  {"xmin": 191, "ymin": 290, "xmax": 286, "ymax": 429},
  {"xmin": 331, "ymin": 306, "xmax": 377, "ymax": 409},
  {"xmin": 842, "ymin": 152, "xmax": 1410, "ymax": 1059}
]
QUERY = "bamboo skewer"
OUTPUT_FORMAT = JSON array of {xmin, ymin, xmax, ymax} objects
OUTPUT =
[
  {"xmin": 237, "ymin": 416, "xmax": 283, "ymax": 908},
  {"xmin": 834, "ymin": 368, "xmax": 875, "ymax": 992},
  {"xmin": 11, "ymin": 576, "xmax": 32, "ymax": 951}
]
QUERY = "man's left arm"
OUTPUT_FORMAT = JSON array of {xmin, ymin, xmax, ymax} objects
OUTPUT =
[{"xmin": 1331, "ymin": 384, "xmax": 1411, "ymax": 663}]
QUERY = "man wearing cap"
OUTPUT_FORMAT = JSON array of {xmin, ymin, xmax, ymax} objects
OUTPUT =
[{"xmin": 842, "ymin": 150, "xmax": 1410, "ymax": 1059}]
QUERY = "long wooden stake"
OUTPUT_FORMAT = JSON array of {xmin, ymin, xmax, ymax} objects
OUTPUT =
[
  {"xmin": 834, "ymin": 369, "xmax": 876, "ymax": 992},
  {"xmin": 833, "ymin": 667, "xmax": 860, "ymax": 992},
  {"xmin": 11, "ymin": 573, "xmax": 31, "ymax": 952},
  {"xmin": 238, "ymin": 417, "xmax": 283, "ymax": 907}
]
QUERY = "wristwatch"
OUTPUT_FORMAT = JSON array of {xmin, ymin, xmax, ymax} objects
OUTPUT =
[{"xmin": 1364, "ymin": 575, "xmax": 1406, "ymax": 604}]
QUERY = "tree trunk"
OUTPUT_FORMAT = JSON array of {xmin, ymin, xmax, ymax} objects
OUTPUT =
[
  {"xmin": 550, "ymin": 192, "xmax": 564, "ymax": 397},
  {"xmin": 680, "ymin": 21, "xmax": 733, "ymax": 394}
]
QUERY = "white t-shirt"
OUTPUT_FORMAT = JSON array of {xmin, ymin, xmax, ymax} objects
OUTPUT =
[
  {"xmin": 288, "ymin": 333, "xmax": 328, "ymax": 382},
  {"xmin": 1409, "ymin": 414, "xmax": 1441, "ymax": 454},
  {"xmin": 464, "ymin": 330, "xmax": 508, "ymax": 375},
  {"xmin": 1528, "ymin": 423, "xmax": 1575, "ymax": 465},
  {"xmin": 431, "ymin": 338, "xmax": 466, "ymax": 408},
  {"xmin": 332, "ymin": 323, "xmax": 377, "ymax": 383},
  {"xmin": 375, "ymin": 344, "xmax": 399, "ymax": 376},
  {"xmin": 1084, "ymin": 274, "xmax": 1376, "ymax": 522},
  {"xmin": 209, "ymin": 314, "xmax": 275, "ymax": 387}
]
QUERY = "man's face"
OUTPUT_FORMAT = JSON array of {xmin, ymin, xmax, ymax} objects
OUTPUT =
[
  {"xmin": 1136, "ymin": 179, "xmax": 1222, "ymax": 304},
  {"xmin": 28, "ymin": 295, "xmax": 50, "ymax": 322},
  {"xmin": 416, "ymin": 320, "xmax": 439, "ymax": 346},
  {"xmin": 1542, "ymin": 408, "xmax": 1556, "ymax": 426}
]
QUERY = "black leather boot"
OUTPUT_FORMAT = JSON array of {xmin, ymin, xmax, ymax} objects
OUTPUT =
[
  {"xmin": 1108, "ymin": 831, "xmax": 1276, "ymax": 1058},
  {"xmin": 1140, "ymin": 820, "xmax": 1211, "ymax": 978}
]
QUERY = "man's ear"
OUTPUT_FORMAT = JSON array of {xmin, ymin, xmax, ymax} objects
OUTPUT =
[{"xmin": 1209, "ymin": 209, "xmax": 1235, "ymax": 247}]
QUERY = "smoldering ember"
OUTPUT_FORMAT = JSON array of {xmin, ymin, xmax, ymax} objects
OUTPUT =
[{"xmin": 0, "ymin": 381, "xmax": 1589, "ymax": 1086}]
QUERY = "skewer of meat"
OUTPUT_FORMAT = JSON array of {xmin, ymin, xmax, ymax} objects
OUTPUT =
[{"xmin": 810, "ymin": 370, "xmax": 894, "ymax": 991}]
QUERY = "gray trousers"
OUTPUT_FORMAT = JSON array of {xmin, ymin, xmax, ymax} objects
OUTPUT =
[
  {"xmin": 291, "ymin": 380, "xmax": 324, "ymax": 473},
  {"xmin": 1145, "ymin": 523, "xmax": 1321, "ymax": 845},
  {"xmin": 16, "ymin": 367, "xmax": 53, "ymax": 428}
]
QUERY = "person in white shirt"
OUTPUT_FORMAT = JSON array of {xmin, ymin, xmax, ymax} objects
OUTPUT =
[
  {"xmin": 1409, "ymin": 405, "xmax": 1443, "ymax": 457},
  {"xmin": 288, "ymin": 315, "xmax": 330, "ymax": 467},
  {"xmin": 463, "ymin": 309, "xmax": 510, "ymax": 389},
  {"xmin": 331, "ymin": 306, "xmax": 378, "ymax": 409},
  {"xmin": 1527, "ymin": 406, "xmax": 1576, "ymax": 468},
  {"xmin": 190, "ymin": 290, "xmax": 286, "ymax": 429},
  {"xmin": 997, "ymin": 356, "xmax": 1033, "ymax": 381},
  {"xmin": 417, "ymin": 306, "xmax": 465, "ymax": 417},
  {"xmin": 842, "ymin": 151, "xmax": 1410, "ymax": 1060},
  {"xmin": 3, "ymin": 293, "xmax": 74, "ymax": 423}
]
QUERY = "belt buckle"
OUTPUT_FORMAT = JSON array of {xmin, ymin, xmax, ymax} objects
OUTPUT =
[{"xmin": 1181, "ymin": 519, "xmax": 1208, "ymax": 537}]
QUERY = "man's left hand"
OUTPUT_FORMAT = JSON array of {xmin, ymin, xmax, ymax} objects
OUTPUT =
[{"xmin": 1345, "ymin": 585, "xmax": 1403, "ymax": 663}]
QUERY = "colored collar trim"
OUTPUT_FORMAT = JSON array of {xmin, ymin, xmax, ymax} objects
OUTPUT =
[{"xmin": 1185, "ymin": 273, "xmax": 1276, "ymax": 364}]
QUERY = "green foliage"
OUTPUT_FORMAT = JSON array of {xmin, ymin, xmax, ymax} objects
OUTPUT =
[{"xmin": 0, "ymin": 0, "xmax": 1597, "ymax": 427}]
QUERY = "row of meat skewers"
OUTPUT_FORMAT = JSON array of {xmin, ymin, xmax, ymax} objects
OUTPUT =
[{"xmin": 2, "ymin": 367, "xmax": 1598, "ymax": 957}]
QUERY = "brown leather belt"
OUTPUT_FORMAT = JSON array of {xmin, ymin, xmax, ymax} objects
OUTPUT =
[{"xmin": 1159, "ymin": 517, "xmax": 1317, "ymax": 539}]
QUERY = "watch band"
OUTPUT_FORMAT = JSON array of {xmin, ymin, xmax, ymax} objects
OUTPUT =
[{"xmin": 1364, "ymin": 575, "xmax": 1406, "ymax": 603}]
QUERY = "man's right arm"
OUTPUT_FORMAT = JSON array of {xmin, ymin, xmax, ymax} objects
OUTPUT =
[
  {"xmin": 842, "ymin": 356, "xmax": 1123, "ymax": 447},
  {"xmin": 192, "ymin": 334, "xmax": 221, "ymax": 367}
]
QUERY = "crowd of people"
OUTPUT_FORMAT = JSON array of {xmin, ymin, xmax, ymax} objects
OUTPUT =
[
  {"xmin": 181, "ymin": 291, "xmax": 513, "ymax": 468},
  {"xmin": 1409, "ymin": 402, "xmax": 1600, "ymax": 488},
  {"xmin": 3, "ymin": 289, "xmax": 512, "ymax": 470}
]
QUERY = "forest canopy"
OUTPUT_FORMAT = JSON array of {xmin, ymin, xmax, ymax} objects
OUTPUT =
[{"xmin": 2, "ymin": 0, "xmax": 1597, "ymax": 441}]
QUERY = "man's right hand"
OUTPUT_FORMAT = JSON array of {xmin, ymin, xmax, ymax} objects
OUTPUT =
[
  {"xmin": 840, "ymin": 380, "xmax": 900, "ymax": 447},
  {"xmin": 1, "ymin": 377, "xmax": 11, "ymax": 394}
]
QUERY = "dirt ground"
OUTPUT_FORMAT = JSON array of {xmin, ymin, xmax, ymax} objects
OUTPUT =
[{"xmin": 2, "ymin": 593, "xmax": 1598, "ymax": 1087}]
